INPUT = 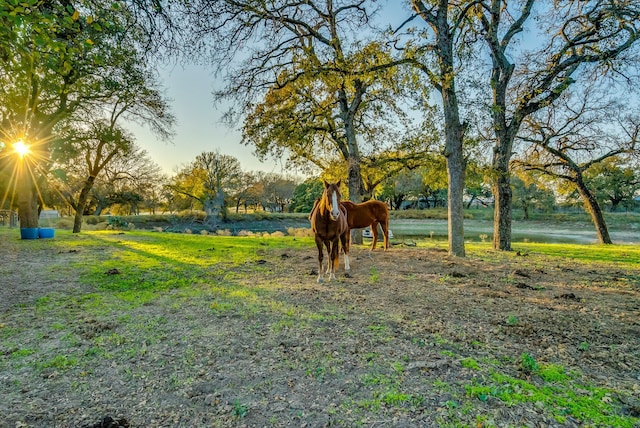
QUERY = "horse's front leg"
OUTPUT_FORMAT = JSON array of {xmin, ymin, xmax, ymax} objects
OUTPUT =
[
  {"xmin": 324, "ymin": 241, "xmax": 333, "ymax": 278},
  {"xmin": 329, "ymin": 240, "xmax": 341, "ymax": 281},
  {"xmin": 340, "ymin": 231, "xmax": 351, "ymax": 272},
  {"xmin": 315, "ymin": 237, "xmax": 325, "ymax": 283}
]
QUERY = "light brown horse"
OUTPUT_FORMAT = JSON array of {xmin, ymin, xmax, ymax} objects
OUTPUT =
[
  {"xmin": 309, "ymin": 181, "xmax": 350, "ymax": 283},
  {"xmin": 340, "ymin": 200, "xmax": 390, "ymax": 251}
]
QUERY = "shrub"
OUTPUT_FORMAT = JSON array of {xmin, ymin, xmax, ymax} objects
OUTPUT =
[
  {"xmin": 287, "ymin": 227, "xmax": 313, "ymax": 237},
  {"xmin": 54, "ymin": 219, "xmax": 74, "ymax": 230},
  {"xmin": 85, "ymin": 216, "xmax": 100, "ymax": 225},
  {"xmin": 520, "ymin": 353, "xmax": 539, "ymax": 374},
  {"xmin": 107, "ymin": 216, "xmax": 129, "ymax": 229}
]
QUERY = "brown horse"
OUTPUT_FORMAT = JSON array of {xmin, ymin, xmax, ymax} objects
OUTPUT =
[
  {"xmin": 340, "ymin": 200, "xmax": 390, "ymax": 251},
  {"xmin": 309, "ymin": 181, "xmax": 350, "ymax": 283}
]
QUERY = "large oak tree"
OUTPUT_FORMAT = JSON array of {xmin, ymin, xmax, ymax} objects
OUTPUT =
[
  {"xmin": 395, "ymin": 0, "xmax": 480, "ymax": 256},
  {"xmin": 476, "ymin": 0, "xmax": 640, "ymax": 250},
  {"xmin": 0, "ymin": 0, "xmax": 174, "ymax": 229},
  {"xmin": 516, "ymin": 91, "xmax": 639, "ymax": 243}
]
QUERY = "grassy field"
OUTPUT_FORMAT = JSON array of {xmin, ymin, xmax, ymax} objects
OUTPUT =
[
  {"xmin": 0, "ymin": 228, "xmax": 639, "ymax": 427},
  {"xmin": 42, "ymin": 209, "xmax": 640, "ymax": 245}
]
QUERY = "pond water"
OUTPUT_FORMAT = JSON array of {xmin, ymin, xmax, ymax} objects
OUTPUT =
[{"xmin": 383, "ymin": 219, "xmax": 640, "ymax": 245}]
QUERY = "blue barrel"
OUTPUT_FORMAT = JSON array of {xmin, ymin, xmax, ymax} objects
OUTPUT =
[
  {"xmin": 38, "ymin": 228, "xmax": 55, "ymax": 239},
  {"xmin": 20, "ymin": 227, "xmax": 39, "ymax": 240}
]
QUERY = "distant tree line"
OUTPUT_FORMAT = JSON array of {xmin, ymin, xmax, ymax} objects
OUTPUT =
[
  {"xmin": 1, "ymin": 0, "xmax": 639, "ymax": 246},
  {"xmin": 27, "ymin": 148, "xmax": 638, "ymax": 222}
]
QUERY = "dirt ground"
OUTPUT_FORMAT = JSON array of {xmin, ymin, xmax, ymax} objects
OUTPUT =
[{"xmin": 0, "ymin": 233, "xmax": 639, "ymax": 427}]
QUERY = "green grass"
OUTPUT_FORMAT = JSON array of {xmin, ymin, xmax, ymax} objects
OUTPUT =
[
  {"xmin": 1, "ymin": 228, "xmax": 638, "ymax": 427},
  {"xmin": 0, "ymin": 228, "xmax": 317, "ymax": 377},
  {"xmin": 458, "ymin": 241, "xmax": 640, "ymax": 268},
  {"xmin": 66, "ymin": 230, "xmax": 311, "ymax": 296},
  {"xmin": 358, "ymin": 367, "xmax": 424, "ymax": 411},
  {"xmin": 466, "ymin": 370, "xmax": 635, "ymax": 427}
]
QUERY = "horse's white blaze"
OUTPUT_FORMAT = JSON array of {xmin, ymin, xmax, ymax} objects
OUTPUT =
[{"xmin": 331, "ymin": 191, "xmax": 340, "ymax": 219}]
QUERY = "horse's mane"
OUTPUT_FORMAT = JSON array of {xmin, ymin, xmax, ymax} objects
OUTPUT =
[
  {"xmin": 317, "ymin": 182, "xmax": 339, "ymax": 214},
  {"xmin": 318, "ymin": 192, "xmax": 331, "ymax": 212}
]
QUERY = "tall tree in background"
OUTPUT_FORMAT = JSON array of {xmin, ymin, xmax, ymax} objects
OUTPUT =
[
  {"xmin": 510, "ymin": 174, "xmax": 555, "ymax": 220},
  {"xmin": 51, "ymin": 59, "xmax": 173, "ymax": 232},
  {"xmin": 242, "ymin": 52, "xmax": 431, "ymax": 200},
  {"xmin": 585, "ymin": 157, "xmax": 640, "ymax": 212},
  {"xmin": 52, "ymin": 135, "xmax": 166, "ymax": 230},
  {"xmin": 0, "ymin": 0, "xmax": 173, "ymax": 229},
  {"xmin": 259, "ymin": 173, "xmax": 297, "ymax": 213},
  {"xmin": 516, "ymin": 92, "xmax": 639, "ymax": 243},
  {"xmin": 476, "ymin": 0, "xmax": 640, "ymax": 250},
  {"xmin": 395, "ymin": 0, "xmax": 478, "ymax": 256},
  {"xmin": 290, "ymin": 179, "xmax": 325, "ymax": 213},
  {"xmin": 57, "ymin": 123, "xmax": 135, "ymax": 232},
  {"xmin": 169, "ymin": 151, "xmax": 243, "ymax": 226},
  {"xmin": 184, "ymin": 0, "xmax": 426, "ymax": 243}
]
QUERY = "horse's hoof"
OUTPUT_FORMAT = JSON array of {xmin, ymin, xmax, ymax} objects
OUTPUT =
[
  {"xmin": 345, "ymin": 272, "xmax": 353, "ymax": 278},
  {"xmin": 317, "ymin": 277, "xmax": 324, "ymax": 284}
]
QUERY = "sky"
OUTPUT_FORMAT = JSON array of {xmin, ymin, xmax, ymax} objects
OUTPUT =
[
  {"xmin": 129, "ymin": 63, "xmax": 292, "ymax": 176},
  {"xmin": 128, "ymin": 2, "xmax": 413, "ymax": 178}
]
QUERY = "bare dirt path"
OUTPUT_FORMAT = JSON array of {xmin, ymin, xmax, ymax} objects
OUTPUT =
[{"xmin": 1, "ymin": 233, "xmax": 639, "ymax": 427}]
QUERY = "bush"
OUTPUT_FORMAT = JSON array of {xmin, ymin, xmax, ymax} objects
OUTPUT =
[
  {"xmin": 390, "ymin": 208, "xmax": 469, "ymax": 220},
  {"xmin": 54, "ymin": 218, "xmax": 74, "ymax": 230},
  {"xmin": 107, "ymin": 216, "xmax": 129, "ymax": 229},
  {"xmin": 85, "ymin": 216, "xmax": 100, "ymax": 225},
  {"xmin": 287, "ymin": 227, "xmax": 313, "ymax": 237}
]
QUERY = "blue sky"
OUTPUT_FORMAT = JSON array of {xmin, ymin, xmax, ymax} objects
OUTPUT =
[
  {"xmin": 129, "ymin": 1, "xmax": 413, "ymax": 177},
  {"xmin": 130, "ymin": 63, "xmax": 290, "ymax": 176}
]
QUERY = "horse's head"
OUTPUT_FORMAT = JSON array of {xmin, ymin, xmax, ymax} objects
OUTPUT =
[{"xmin": 323, "ymin": 180, "xmax": 342, "ymax": 221}]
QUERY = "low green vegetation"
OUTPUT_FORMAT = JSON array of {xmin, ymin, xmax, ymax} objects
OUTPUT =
[
  {"xmin": 0, "ymin": 228, "xmax": 638, "ymax": 427},
  {"xmin": 465, "ymin": 364, "xmax": 633, "ymax": 427}
]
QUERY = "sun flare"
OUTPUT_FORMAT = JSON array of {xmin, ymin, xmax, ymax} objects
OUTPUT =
[{"xmin": 13, "ymin": 141, "xmax": 30, "ymax": 158}]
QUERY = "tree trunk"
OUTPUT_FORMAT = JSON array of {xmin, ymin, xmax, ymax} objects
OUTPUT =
[
  {"xmin": 492, "ymin": 121, "xmax": 517, "ymax": 250},
  {"xmin": 575, "ymin": 178, "xmax": 612, "ymax": 244},
  {"xmin": 345, "ymin": 94, "xmax": 365, "ymax": 245},
  {"xmin": 609, "ymin": 197, "xmax": 622, "ymax": 212},
  {"xmin": 18, "ymin": 179, "xmax": 39, "ymax": 229},
  {"xmin": 492, "ymin": 171, "xmax": 512, "ymax": 250},
  {"xmin": 347, "ymin": 156, "xmax": 365, "ymax": 245},
  {"xmin": 445, "ymin": 145, "xmax": 465, "ymax": 257},
  {"xmin": 16, "ymin": 159, "xmax": 39, "ymax": 228},
  {"xmin": 465, "ymin": 196, "xmax": 475, "ymax": 210},
  {"xmin": 346, "ymin": 159, "xmax": 363, "ymax": 199},
  {"xmin": 440, "ymin": 52, "xmax": 466, "ymax": 257},
  {"xmin": 72, "ymin": 176, "xmax": 96, "ymax": 233}
]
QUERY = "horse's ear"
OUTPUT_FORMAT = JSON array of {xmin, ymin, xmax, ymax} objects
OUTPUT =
[
  {"xmin": 336, "ymin": 180, "xmax": 341, "ymax": 187},
  {"xmin": 324, "ymin": 180, "xmax": 329, "ymax": 188}
]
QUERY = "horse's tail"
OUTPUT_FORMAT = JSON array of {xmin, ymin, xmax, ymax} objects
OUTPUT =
[{"xmin": 308, "ymin": 199, "xmax": 320, "ymax": 221}]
